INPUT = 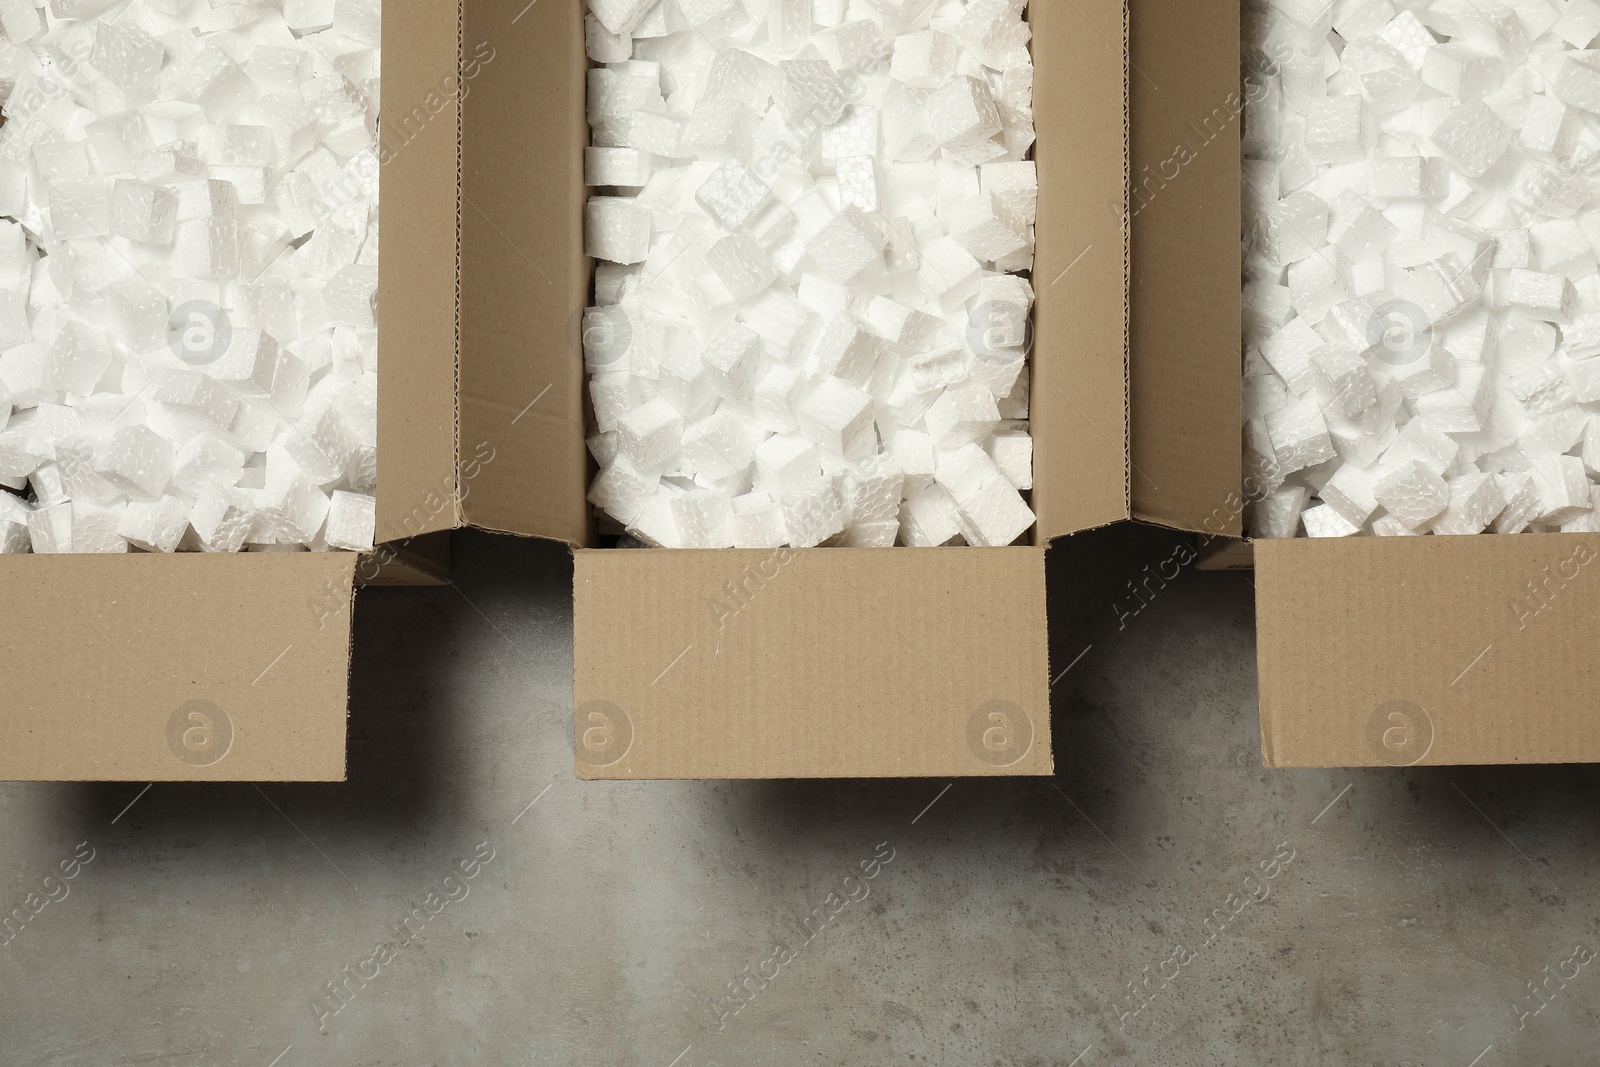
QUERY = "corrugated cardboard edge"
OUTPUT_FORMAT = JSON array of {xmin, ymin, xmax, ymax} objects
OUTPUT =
[
  {"xmin": 574, "ymin": 548, "xmax": 1052, "ymax": 779},
  {"xmin": 1032, "ymin": 0, "xmax": 1133, "ymax": 540},
  {"xmin": 1119, "ymin": 0, "xmax": 1132, "ymax": 530},
  {"xmin": 1127, "ymin": 0, "xmax": 1243, "ymax": 538},
  {"xmin": 1257, "ymin": 534, "xmax": 1600, "ymax": 767}
]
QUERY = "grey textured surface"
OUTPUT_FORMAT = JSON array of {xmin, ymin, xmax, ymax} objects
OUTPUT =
[{"xmin": 2, "ymin": 525, "xmax": 1596, "ymax": 1066}]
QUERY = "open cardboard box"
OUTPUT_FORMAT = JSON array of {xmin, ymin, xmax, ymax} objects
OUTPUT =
[
  {"xmin": 1150, "ymin": 0, "xmax": 1600, "ymax": 767},
  {"xmin": 460, "ymin": 0, "xmax": 1237, "ymax": 780},
  {"xmin": 0, "ymin": 0, "xmax": 464, "ymax": 781}
]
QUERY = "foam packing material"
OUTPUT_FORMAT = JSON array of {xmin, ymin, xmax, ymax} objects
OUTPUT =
[
  {"xmin": 1243, "ymin": 0, "xmax": 1600, "ymax": 538},
  {"xmin": 0, "ymin": 0, "xmax": 380, "ymax": 554},
  {"xmin": 582, "ymin": 0, "xmax": 1037, "ymax": 548}
]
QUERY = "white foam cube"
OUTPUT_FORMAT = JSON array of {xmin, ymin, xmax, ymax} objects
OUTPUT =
[
  {"xmin": 774, "ymin": 477, "xmax": 842, "ymax": 548},
  {"xmin": 891, "ymin": 30, "xmax": 958, "ymax": 89},
  {"xmin": 918, "ymin": 236, "xmax": 982, "ymax": 308},
  {"xmin": 586, "ymin": 196, "xmax": 653, "ymax": 264},
  {"xmin": 1505, "ymin": 268, "xmax": 1577, "ymax": 323},
  {"xmin": 819, "ymin": 106, "xmax": 879, "ymax": 164},
  {"xmin": 173, "ymin": 218, "xmax": 241, "ymax": 279},
  {"xmin": 47, "ymin": 321, "xmax": 111, "ymax": 397},
  {"xmin": 1430, "ymin": 100, "xmax": 1514, "ymax": 178},
  {"xmin": 95, "ymin": 425, "xmax": 173, "ymax": 501},
  {"xmin": 27, "ymin": 502, "xmax": 72, "ymax": 554},
  {"xmin": 618, "ymin": 396, "xmax": 685, "ymax": 473},
  {"xmin": 806, "ymin": 206, "xmax": 886, "ymax": 282},
  {"xmin": 1265, "ymin": 395, "xmax": 1336, "ymax": 473},
  {"xmin": 0, "ymin": 493, "xmax": 29, "ymax": 553},
  {"xmin": 946, "ymin": 195, "xmax": 1028, "ymax": 263},
  {"xmin": 1251, "ymin": 486, "xmax": 1309, "ymax": 539},
  {"xmin": 707, "ymin": 233, "xmax": 779, "ymax": 300},
  {"xmin": 751, "ymin": 365, "xmax": 805, "ymax": 432},
  {"xmin": 325, "ymin": 265, "xmax": 379, "ymax": 328},
  {"xmin": 1320, "ymin": 462, "xmax": 1381, "ymax": 526},
  {"xmin": 1532, "ymin": 454, "xmax": 1590, "ymax": 523},
  {"xmin": 755, "ymin": 433, "xmax": 819, "ymax": 495},
  {"xmin": 588, "ymin": 455, "xmax": 657, "ymax": 525},
  {"xmin": 924, "ymin": 383, "xmax": 999, "ymax": 447},
  {"xmin": 811, "ymin": 313, "xmax": 884, "ymax": 386},
  {"xmin": 1374, "ymin": 459, "xmax": 1450, "ymax": 528},
  {"xmin": 318, "ymin": 490, "xmax": 373, "ymax": 551},
  {"xmin": 701, "ymin": 322, "xmax": 761, "ymax": 398},
  {"xmin": 1302, "ymin": 502, "xmax": 1363, "ymax": 537},
  {"xmin": 899, "ymin": 483, "xmax": 961, "ymax": 546},
  {"xmin": 1304, "ymin": 96, "xmax": 1365, "ymax": 164},
  {"xmin": 252, "ymin": 468, "xmax": 331, "ymax": 545},
  {"xmin": 587, "ymin": 147, "xmax": 654, "ymax": 188},
  {"xmin": 682, "ymin": 410, "xmax": 756, "ymax": 481},
  {"xmin": 1430, "ymin": 472, "xmax": 1505, "ymax": 535},
  {"xmin": 836, "ymin": 156, "xmax": 879, "ymax": 212},
  {"xmin": 953, "ymin": 472, "xmax": 1034, "ymax": 546},
  {"xmin": 927, "ymin": 75, "xmax": 1001, "ymax": 153},
  {"xmin": 780, "ymin": 59, "xmax": 846, "ymax": 126},
  {"xmin": 589, "ymin": 0, "xmax": 657, "ymax": 35},
  {"xmin": 730, "ymin": 492, "xmax": 788, "ymax": 548},
  {"xmin": 798, "ymin": 377, "xmax": 875, "ymax": 458},
  {"xmin": 118, "ymin": 496, "xmax": 191, "ymax": 553},
  {"xmin": 624, "ymin": 110, "xmax": 683, "ymax": 156},
  {"xmin": 153, "ymin": 369, "xmax": 239, "ymax": 429},
  {"xmin": 1554, "ymin": 54, "xmax": 1600, "ymax": 113},
  {"xmin": 1491, "ymin": 473, "xmax": 1540, "ymax": 534},
  {"xmin": 110, "ymin": 180, "xmax": 177, "ymax": 245},
  {"xmin": 695, "ymin": 160, "xmax": 772, "ymax": 231},
  {"xmin": 208, "ymin": 329, "xmax": 282, "ymax": 395},
  {"xmin": 587, "ymin": 13, "xmax": 633, "ymax": 62},
  {"xmin": 981, "ymin": 160, "xmax": 1038, "ymax": 226}
]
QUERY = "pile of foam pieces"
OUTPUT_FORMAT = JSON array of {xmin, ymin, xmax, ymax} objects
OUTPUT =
[
  {"xmin": 583, "ymin": 0, "xmax": 1039, "ymax": 548},
  {"xmin": 0, "ymin": 0, "xmax": 380, "ymax": 554},
  {"xmin": 1244, "ymin": 0, "xmax": 1600, "ymax": 538}
]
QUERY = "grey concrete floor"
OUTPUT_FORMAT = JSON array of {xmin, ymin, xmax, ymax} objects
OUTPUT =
[{"xmin": 2, "ymin": 525, "xmax": 1597, "ymax": 1066}]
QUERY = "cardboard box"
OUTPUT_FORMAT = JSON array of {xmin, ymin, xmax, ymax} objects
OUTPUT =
[
  {"xmin": 0, "ymin": 0, "xmax": 467, "ymax": 782},
  {"xmin": 477, "ymin": 0, "xmax": 1238, "ymax": 779},
  {"xmin": 1154, "ymin": 1, "xmax": 1600, "ymax": 767}
]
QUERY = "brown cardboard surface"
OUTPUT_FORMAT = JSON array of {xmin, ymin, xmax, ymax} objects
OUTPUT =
[
  {"xmin": 574, "ymin": 548, "xmax": 1053, "ymax": 778},
  {"xmin": 1127, "ymin": 0, "xmax": 1242, "ymax": 537},
  {"xmin": 376, "ymin": 0, "xmax": 465, "ymax": 542},
  {"xmin": 459, "ymin": 0, "xmax": 592, "ymax": 545},
  {"xmin": 0, "ymin": 553, "xmax": 354, "ymax": 781},
  {"xmin": 1032, "ymin": 0, "xmax": 1132, "ymax": 540},
  {"xmin": 1257, "ymin": 535, "xmax": 1600, "ymax": 767}
]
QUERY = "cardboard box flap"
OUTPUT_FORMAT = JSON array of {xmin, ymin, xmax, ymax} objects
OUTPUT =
[
  {"xmin": 573, "ymin": 548, "xmax": 1053, "ymax": 778},
  {"xmin": 1032, "ymin": 0, "xmax": 1132, "ymax": 542},
  {"xmin": 1257, "ymin": 535, "xmax": 1600, "ymax": 767},
  {"xmin": 1126, "ymin": 0, "xmax": 1242, "ymax": 537},
  {"xmin": 0, "ymin": 553, "xmax": 354, "ymax": 781},
  {"xmin": 458, "ymin": 0, "xmax": 592, "ymax": 545},
  {"xmin": 376, "ymin": 0, "xmax": 465, "ymax": 543}
]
